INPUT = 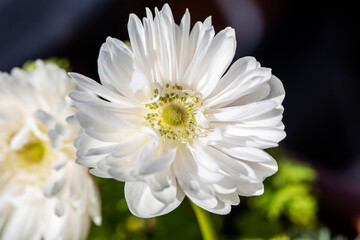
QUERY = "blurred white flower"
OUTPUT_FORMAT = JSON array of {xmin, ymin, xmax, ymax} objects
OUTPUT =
[
  {"xmin": 0, "ymin": 60, "xmax": 101, "ymax": 239},
  {"xmin": 69, "ymin": 4, "xmax": 285, "ymax": 218}
]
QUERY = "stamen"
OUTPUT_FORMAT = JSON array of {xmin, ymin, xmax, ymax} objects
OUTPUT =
[
  {"xmin": 144, "ymin": 83, "xmax": 203, "ymax": 143},
  {"xmin": 161, "ymin": 104, "xmax": 187, "ymax": 126},
  {"xmin": 143, "ymin": 82, "xmax": 162, "ymax": 104}
]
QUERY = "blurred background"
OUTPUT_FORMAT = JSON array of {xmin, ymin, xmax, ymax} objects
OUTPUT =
[{"xmin": 1, "ymin": 0, "xmax": 359, "ymax": 239}]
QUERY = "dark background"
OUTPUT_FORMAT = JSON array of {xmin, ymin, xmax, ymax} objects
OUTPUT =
[{"xmin": 1, "ymin": 0, "xmax": 359, "ymax": 237}]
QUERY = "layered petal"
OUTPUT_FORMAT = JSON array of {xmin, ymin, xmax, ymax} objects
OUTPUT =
[{"xmin": 125, "ymin": 181, "xmax": 184, "ymax": 218}]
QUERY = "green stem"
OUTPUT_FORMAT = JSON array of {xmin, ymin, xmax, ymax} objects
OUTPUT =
[{"xmin": 190, "ymin": 200, "xmax": 217, "ymax": 240}]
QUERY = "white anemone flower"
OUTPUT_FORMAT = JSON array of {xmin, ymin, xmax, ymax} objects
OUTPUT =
[
  {"xmin": 69, "ymin": 4, "xmax": 285, "ymax": 218},
  {"xmin": 0, "ymin": 60, "xmax": 101, "ymax": 239}
]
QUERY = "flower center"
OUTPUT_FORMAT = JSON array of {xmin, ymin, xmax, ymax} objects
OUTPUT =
[
  {"xmin": 161, "ymin": 104, "xmax": 187, "ymax": 126},
  {"xmin": 4, "ymin": 129, "xmax": 55, "ymax": 177},
  {"xmin": 145, "ymin": 83, "xmax": 203, "ymax": 143},
  {"xmin": 16, "ymin": 140, "xmax": 45, "ymax": 164}
]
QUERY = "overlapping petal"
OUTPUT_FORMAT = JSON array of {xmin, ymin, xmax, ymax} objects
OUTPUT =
[{"xmin": 125, "ymin": 181, "xmax": 184, "ymax": 218}]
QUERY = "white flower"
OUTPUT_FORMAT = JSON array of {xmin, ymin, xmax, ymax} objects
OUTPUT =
[
  {"xmin": 69, "ymin": 4, "xmax": 285, "ymax": 218},
  {"xmin": 0, "ymin": 60, "xmax": 101, "ymax": 239}
]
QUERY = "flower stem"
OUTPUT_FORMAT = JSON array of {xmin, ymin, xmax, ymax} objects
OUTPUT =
[{"xmin": 190, "ymin": 200, "xmax": 217, "ymax": 240}]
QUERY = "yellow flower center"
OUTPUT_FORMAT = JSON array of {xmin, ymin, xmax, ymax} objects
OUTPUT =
[
  {"xmin": 16, "ymin": 140, "xmax": 46, "ymax": 165},
  {"xmin": 3, "ymin": 129, "xmax": 56, "ymax": 183},
  {"xmin": 145, "ymin": 83, "xmax": 203, "ymax": 143},
  {"xmin": 161, "ymin": 104, "xmax": 187, "ymax": 126}
]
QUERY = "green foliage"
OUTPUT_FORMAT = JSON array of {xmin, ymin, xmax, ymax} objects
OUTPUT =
[
  {"xmin": 248, "ymin": 157, "xmax": 317, "ymax": 227},
  {"xmin": 236, "ymin": 227, "xmax": 341, "ymax": 240},
  {"xmin": 22, "ymin": 57, "xmax": 71, "ymax": 72},
  {"xmin": 235, "ymin": 210, "xmax": 284, "ymax": 238}
]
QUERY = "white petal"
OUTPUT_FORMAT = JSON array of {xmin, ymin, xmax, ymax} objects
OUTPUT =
[
  {"xmin": 136, "ymin": 141, "xmax": 176, "ymax": 175},
  {"xmin": 98, "ymin": 37, "xmax": 135, "ymax": 98},
  {"xmin": 89, "ymin": 168, "xmax": 112, "ymax": 178},
  {"xmin": 33, "ymin": 109, "xmax": 56, "ymax": 129},
  {"xmin": 107, "ymin": 165, "xmax": 137, "ymax": 182},
  {"xmin": 208, "ymin": 133, "xmax": 278, "ymax": 149},
  {"xmin": 174, "ymin": 146, "xmax": 214, "ymax": 200},
  {"xmin": 74, "ymin": 101, "xmax": 137, "ymax": 128},
  {"xmin": 47, "ymin": 129, "xmax": 62, "ymax": 149},
  {"xmin": 130, "ymin": 70, "xmax": 151, "ymax": 93},
  {"xmin": 106, "ymin": 154, "xmax": 139, "ymax": 182},
  {"xmin": 209, "ymin": 56, "xmax": 260, "ymax": 96},
  {"xmin": 237, "ymin": 182, "xmax": 264, "ymax": 196},
  {"xmin": 125, "ymin": 182, "xmax": 184, "ymax": 218},
  {"xmin": 68, "ymin": 90, "xmax": 99, "ymax": 103},
  {"xmin": 74, "ymin": 111, "xmax": 138, "ymax": 143},
  {"xmin": 214, "ymin": 146, "xmax": 275, "ymax": 163},
  {"xmin": 52, "ymin": 154, "xmax": 69, "ymax": 170},
  {"xmin": 71, "ymin": 91, "xmax": 145, "ymax": 117},
  {"xmin": 9, "ymin": 126, "xmax": 30, "ymax": 150},
  {"xmin": 186, "ymin": 146, "xmax": 224, "ymax": 183},
  {"xmin": 242, "ymin": 107, "xmax": 284, "ymax": 127},
  {"xmin": 212, "ymin": 177, "xmax": 238, "ymax": 194},
  {"xmin": 227, "ymin": 82, "xmax": 271, "ymax": 107},
  {"xmin": 151, "ymin": 188, "xmax": 176, "ymax": 205},
  {"xmin": 205, "ymin": 65, "xmax": 272, "ymax": 108},
  {"xmin": 152, "ymin": 5, "xmax": 178, "ymax": 83},
  {"xmin": 176, "ymin": 9, "xmax": 191, "ymax": 81},
  {"xmin": 44, "ymin": 174, "xmax": 66, "ymax": 198},
  {"xmin": 206, "ymin": 100, "xmax": 277, "ymax": 122},
  {"xmin": 151, "ymin": 180, "xmax": 177, "ymax": 204},
  {"xmin": 264, "ymin": 75, "xmax": 285, "ymax": 105},
  {"xmin": 183, "ymin": 17, "xmax": 214, "ymax": 87},
  {"xmin": 128, "ymin": 14, "xmax": 151, "ymax": 76},
  {"xmin": 193, "ymin": 27, "xmax": 236, "ymax": 98},
  {"xmin": 54, "ymin": 122, "xmax": 70, "ymax": 138},
  {"xmin": 188, "ymin": 144, "xmax": 219, "ymax": 171},
  {"xmin": 246, "ymin": 159, "xmax": 278, "ymax": 178},
  {"xmin": 173, "ymin": 150, "xmax": 199, "ymax": 192},
  {"xmin": 55, "ymin": 198, "xmax": 65, "ymax": 217},
  {"xmin": 109, "ymin": 138, "xmax": 147, "ymax": 159},
  {"xmin": 195, "ymin": 111, "xmax": 210, "ymax": 128},
  {"xmin": 189, "ymin": 196, "xmax": 231, "ymax": 215},
  {"xmin": 86, "ymin": 144, "xmax": 127, "ymax": 156},
  {"xmin": 213, "ymin": 146, "xmax": 278, "ymax": 178},
  {"xmin": 69, "ymin": 72, "xmax": 133, "ymax": 105},
  {"xmin": 205, "ymin": 146, "xmax": 261, "ymax": 182},
  {"xmin": 1, "ymin": 205, "xmax": 42, "ymax": 240},
  {"xmin": 140, "ymin": 126, "xmax": 160, "ymax": 144},
  {"xmin": 216, "ymin": 192, "xmax": 240, "ymax": 205},
  {"xmin": 220, "ymin": 124, "xmax": 286, "ymax": 146}
]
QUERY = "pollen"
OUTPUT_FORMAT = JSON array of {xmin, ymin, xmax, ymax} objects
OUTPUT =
[
  {"xmin": 144, "ymin": 83, "xmax": 203, "ymax": 143},
  {"xmin": 161, "ymin": 104, "xmax": 187, "ymax": 126}
]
